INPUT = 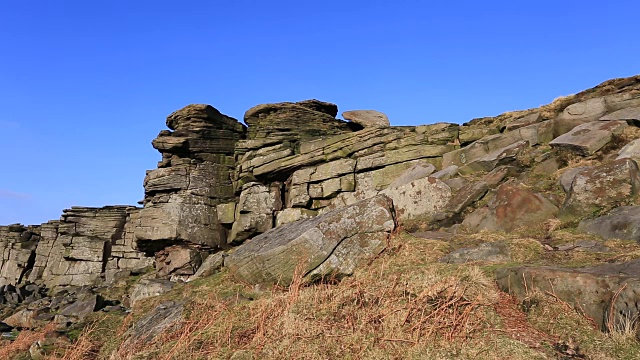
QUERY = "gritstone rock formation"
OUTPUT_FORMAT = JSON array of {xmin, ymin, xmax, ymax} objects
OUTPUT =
[{"xmin": 3, "ymin": 74, "xmax": 640, "ymax": 341}]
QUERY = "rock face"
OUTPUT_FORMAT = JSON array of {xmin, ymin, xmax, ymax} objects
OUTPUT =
[
  {"xmin": 136, "ymin": 104, "xmax": 246, "ymax": 251},
  {"xmin": 225, "ymin": 195, "xmax": 395, "ymax": 285},
  {"xmin": 1, "ymin": 207, "xmax": 152, "ymax": 289},
  {"xmin": 3, "ymin": 75, "xmax": 640, "ymax": 340}
]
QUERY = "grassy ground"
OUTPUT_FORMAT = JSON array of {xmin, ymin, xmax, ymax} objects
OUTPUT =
[{"xmin": 16, "ymin": 230, "xmax": 639, "ymax": 360}]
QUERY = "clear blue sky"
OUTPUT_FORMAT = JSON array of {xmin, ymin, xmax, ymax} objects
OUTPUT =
[{"xmin": 1, "ymin": 1, "xmax": 638, "ymax": 226}]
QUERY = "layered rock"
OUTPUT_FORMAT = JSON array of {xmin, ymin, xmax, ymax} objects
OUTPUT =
[
  {"xmin": 2, "ymin": 75, "xmax": 640, "ymax": 339},
  {"xmin": 136, "ymin": 104, "xmax": 246, "ymax": 251}
]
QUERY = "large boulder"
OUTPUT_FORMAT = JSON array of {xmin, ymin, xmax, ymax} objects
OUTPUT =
[
  {"xmin": 342, "ymin": 110, "xmax": 390, "ymax": 128},
  {"xmin": 497, "ymin": 260, "xmax": 640, "ymax": 332},
  {"xmin": 225, "ymin": 195, "xmax": 395, "ymax": 285},
  {"xmin": 552, "ymin": 97, "xmax": 608, "ymax": 136},
  {"xmin": 381, "ymin": 176, "xmax": 451, "ymax": 223},
  {"xmin": 578, "ymin": 206, "xmax": 640, "ymax": 242},
  {"xmin": 616, "ymin": 138, "xmax": 640, "ymax": 163},
  {"xmin": 600, "ymin": 106, "xmax": 640, "ymax": 124},
  {"xmin": 560, "ymin": 159, "xmax": 640, "ymax": 221},
  {"xmin": 549, "ymin": 120, "xmax": 626, "ymax": 156},
  {"xmin": 462, "ymin": 182, "xmax": 558, "ymax": 233}
]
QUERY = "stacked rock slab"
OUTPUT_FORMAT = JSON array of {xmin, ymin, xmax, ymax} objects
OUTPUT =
[
  {"xmin": 0, "ymin": 207, "xmax": 152, "ymax": 289},
  {"xmin": 135, "ymin": 104, "xmax": 246, "ymax": 251},
  {"xmin": 30, "ymin": 206, "xmax": 152, "ymax": 287},
  {"xmin": 2, "ymin": 75, "xmax": 640, "ymax": 296},
  {"xmin": 0, "ymin": 224, "xmax": 40, "ymax": 285}
]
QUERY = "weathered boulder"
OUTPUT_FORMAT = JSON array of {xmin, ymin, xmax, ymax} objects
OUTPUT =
[
  {"xmin": 342, "ymin": 110, "xmax": 390, "ymax": 128},
  {"xmin": 3, "ymin": 309, "xmax": 48, "ymax": 329},
  {"xmin": 578, "ymin": 206, "xmax": 640, "ymax": 242},
  {"xmin": 58, "ymin": 292, "xmax": 105, "ymax": 322},
  {"xmin": 600, "ymin": 106, "xmax": 640, "ymax": 124},
  {"xmin": 458, "ymin": 141, "xmax": 528, "ymax": 175},
  {"xmin": 552, "ymin": 97, "xmax": 608, "ymax": 136},
  {"xmin": 558, "ymin": 166, "xmax": 590, "ymax": 193},
  {"xmin": 244, "ymin": 100, "xmax": 353, "ymax": 141},
  {"xmin": 225, "ymin": 195, "xmax": 395, "ymax": 285},
  {"xmin": 549, "ymin": 120, "xmax": 626, "ymax": 156},
  {"xmin": 135, "ymin": 195, "xmax": 226, "ymax": 250},
  {"xmin": 463, "ymin": 183, "xmax": 558, "ymax": 233},
  {"xmin": 616, "ymin": 138, "xmax": 640, "ymax": 163},
  {"xmin": 381, "ymin": 176, "xmax": 451, "ymax": 223},
  {"xmin": 504, "ymin": 112, "xmax": 542, "ymax": 131},
  {"xmin": 560, "ymin": 159, "xmax": 640, "ymax": 221},
  {"xmin": 275, "ymin": 208, "xmax": 318, "ymax": 227},
  {"xmin": 497, "ymin": 260, "xmax": 640, "ymax": 332},
  {"xmin": 130, "ymin": 279, "xmax": 176, "ymax": 306},
  {"xmin": 126, "ymin": 301, "xmax": 183, "ymax": 342},
  {"xmin": 387, "ymin": 162, "xmax": 436, "ymax": 188},
  {"xmin": 431, "ymin": 165, "xmax": 459, "ymax": 180},
  {"xmin": 155, "ymin": 245, "xmax": 205, "ymax": 278},
  {"xmin": 187, "ymin": 252, "xmax": 225, "ymax": 282}
]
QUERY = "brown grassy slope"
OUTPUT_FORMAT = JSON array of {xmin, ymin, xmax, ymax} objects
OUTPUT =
[{"xmin": 42, "ymin": 231, "xmax": 640, "ymax": 360}]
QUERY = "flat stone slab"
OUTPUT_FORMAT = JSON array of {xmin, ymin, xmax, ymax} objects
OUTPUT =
[
  {"xmin": 600, "ymin": 106, "xmax": 640, "ymax": 122},
  {"xmin": 549, "ymin": 120, "xmax": 627, "ymax": 156},
  {"xmin": 578, "ymin": 206, "xmax": 640, "ymax": 242}
]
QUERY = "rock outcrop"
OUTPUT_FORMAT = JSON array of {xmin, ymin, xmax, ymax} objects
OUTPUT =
[
  {"xmin": 136, "ymin": 104, "xmax": 246, "ymax": 251},
  {"xmin": 3, "ymin": 74, "xmax": 640, "ymax": 343}
]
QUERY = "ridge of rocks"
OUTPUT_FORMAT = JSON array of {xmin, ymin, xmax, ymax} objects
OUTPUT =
[{"xmin": 3, "ymin": 75, "xmax": 640, "ymax": 341}]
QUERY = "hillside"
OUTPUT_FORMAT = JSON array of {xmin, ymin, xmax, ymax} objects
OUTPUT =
[{"xmin": 2, "ymin": 75, "xmax": 640, "ymax": 359}]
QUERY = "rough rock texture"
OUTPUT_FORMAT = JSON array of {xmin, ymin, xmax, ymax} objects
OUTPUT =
[
  {"xmin": 244, "ymin": 100, "xmax": 352, "ymax": 141},
  {"xmin": 225, "ymin": 195, "xmax": 395, "ymax": 285},
  {"xmin": 462, "ymin": 182, "xmax": 558, "ymax": 232},
  {"xmin": 549, "ymin": 120, "xmax": 627, "ymax": 156},
  {"xmin": 126, "ymin": 301, "xmax": 183, "ymax": 342},
  {"xmin": 616, "ymin": 138, "xmax": 640, "ymax": 162},
  {"xmin": 4, "ymin": 75, "xmax": 640, "ymax": 341},
  {"xmin": 496, "ymin": 260, "xmax": 640, "ymax": 331},
  {"xmin": 342, "ymin": 110, "xmax": 390, "ymax": 128},
  {"xmin": 560, "ymin": 159, "xmax": 640, "ymax": 221},
  {"xmin": 578, "ymin": 206, "xmax": 640, "ymax": 242},
  {"xmin": 136, "ymin": 104, "xmax": 246, "ymax": 251},
  {"xmin": 0, "ymin": 207, "xmax": 152, "ymax": 289}
]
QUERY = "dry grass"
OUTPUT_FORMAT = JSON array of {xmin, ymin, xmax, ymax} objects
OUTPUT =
[
  {"xmin": 0, "ymin": 323, "xmax": 58, "ymax": 360},
  {"xmin": 39, "ymin": 231, "xmax": 640, "ymax": 359}
]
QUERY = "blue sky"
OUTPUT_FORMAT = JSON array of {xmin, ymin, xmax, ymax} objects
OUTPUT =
[{"xmin": 1, "ymin": 1, "xmax": 638, "ymax": 225}]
